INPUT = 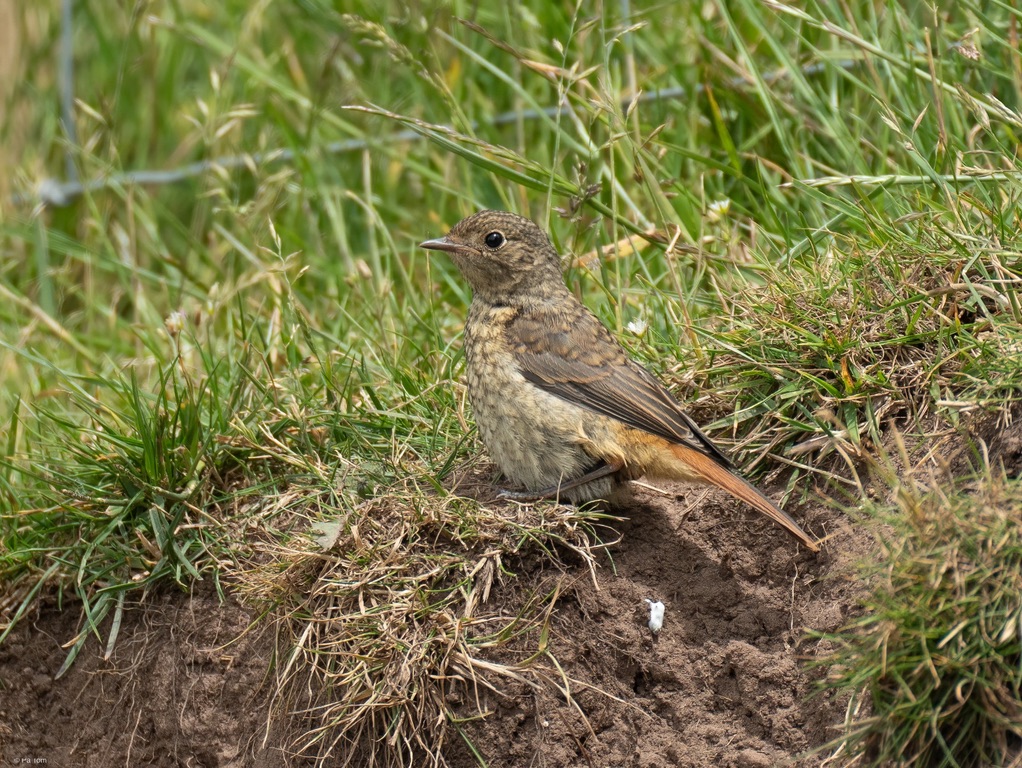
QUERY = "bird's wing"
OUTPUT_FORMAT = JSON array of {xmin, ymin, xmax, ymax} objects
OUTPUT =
[{"xmin": 507, "ymin": 305, "xmax": 733, "ymax": 468}]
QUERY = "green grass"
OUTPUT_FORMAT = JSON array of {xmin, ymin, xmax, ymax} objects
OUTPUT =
[
  {"xmin": 2, "ymin": 0, "xmax": 1022, "ymax": 764},
  {"xmin": 820, "ymin": 458, "xmax": 1022, "ymax": 767}
]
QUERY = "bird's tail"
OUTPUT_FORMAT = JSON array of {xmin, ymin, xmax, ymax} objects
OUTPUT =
[{"xmin": 670, "ymin": 443, "xmax": 820, "ymax": 552}]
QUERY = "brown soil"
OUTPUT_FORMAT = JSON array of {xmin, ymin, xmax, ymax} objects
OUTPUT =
[
  {"xmin": 0, "ymin": 472, "xmax": 869, "ymax": 768},
  {"xmin": 0, "ymin": 587, "xmax": 284, "ymax": 767},
  {"xmin": 441, "ymin": 481, "xmax": 865, "ymax": 768}
]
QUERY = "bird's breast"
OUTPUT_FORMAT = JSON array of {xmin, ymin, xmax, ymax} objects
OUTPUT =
[{"xmin": 462, "ymin": 303, "xmax": 621, "ymax": 496}]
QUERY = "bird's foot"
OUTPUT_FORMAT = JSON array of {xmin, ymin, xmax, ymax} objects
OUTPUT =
[
  {"xmin": 496, "ymin": 487, "xmax": 549, "ymax": 502},
  {"xmin": 496, "ymin": 460, "xmax": 623, "ymax": 502}
]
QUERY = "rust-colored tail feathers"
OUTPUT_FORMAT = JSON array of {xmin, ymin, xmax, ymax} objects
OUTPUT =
[{"xmin": 670, "ymin": 444, "xmax": 820, "ymax": 552}]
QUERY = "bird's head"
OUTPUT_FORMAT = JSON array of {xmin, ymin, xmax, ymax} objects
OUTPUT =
[{"xmin": 419, "ymin": 210, "xmax": 566, "ymax": 303}]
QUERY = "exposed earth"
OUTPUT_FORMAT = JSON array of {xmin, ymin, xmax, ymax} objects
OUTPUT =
[{"xmin": 0, "ymin": 465, "xmax": 873, "ymax": 768}]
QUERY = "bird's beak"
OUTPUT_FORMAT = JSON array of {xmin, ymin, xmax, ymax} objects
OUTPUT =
[{"xmin": 419, "ymin": 236, "xmax": 466, "ymax": 254}]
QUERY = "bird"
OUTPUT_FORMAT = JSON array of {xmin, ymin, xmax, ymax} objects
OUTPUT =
[{"xmin": 420, "ymin": 210, "xmax": 819, "ymax": 552}]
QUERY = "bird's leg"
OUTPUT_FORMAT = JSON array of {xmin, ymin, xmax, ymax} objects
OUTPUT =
[{"xmin": 497, "ymin": 460, "xmax": 623, "ymax": 502}]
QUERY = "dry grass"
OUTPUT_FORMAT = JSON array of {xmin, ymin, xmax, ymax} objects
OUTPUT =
[
  {"xmin": 679, "ymin": 221, "xmax": 1022, "ymax": 489},
  {"xmin": 234, "ymin": 479, "xmax": 615, "ymax": 765}
]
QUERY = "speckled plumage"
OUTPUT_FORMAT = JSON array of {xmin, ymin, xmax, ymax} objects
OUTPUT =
[
  {"xmin": 463, "ymin": 294, "xmax": 621, "ymax": 501},
  {"xmin": 420, "ymin": 210, "xmax": 818, "ymax": 551}
]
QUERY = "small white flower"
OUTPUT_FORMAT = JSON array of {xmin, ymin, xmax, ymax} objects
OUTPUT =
[
  {"xmin": 626, "ymin": 318, "xmax": 647, "ymax": 336},
  {"xmin": 165, "ymin": 310, "xmax": 187, "ymax": 336},
  {"xmin": 645, "ymin": 599, "xmax": 665, "ymax": 633},
  {"xmin": 706, "ymin": 198, "xmax": 731, "ymax": 223}
]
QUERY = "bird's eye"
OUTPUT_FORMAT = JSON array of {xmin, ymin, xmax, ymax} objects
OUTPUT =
[{"xmin": 484, "ymin": 231, "xmax": 505, "ymax": 249}]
